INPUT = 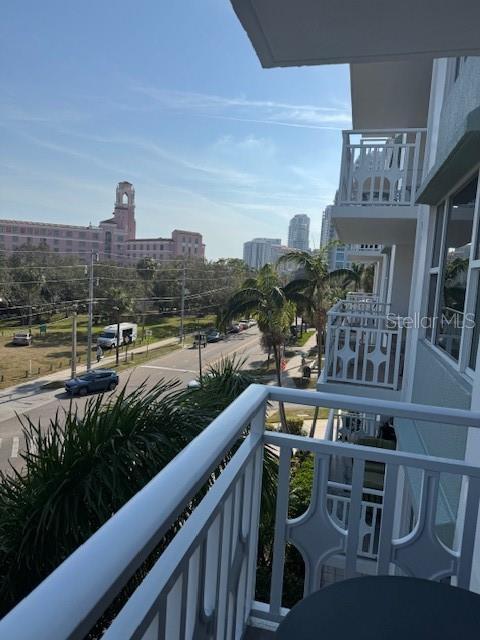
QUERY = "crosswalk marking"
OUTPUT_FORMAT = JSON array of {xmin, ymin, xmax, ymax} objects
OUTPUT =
[{"xmin": 11, "ymin": 437, "xmax": 19, "ymax": 458}]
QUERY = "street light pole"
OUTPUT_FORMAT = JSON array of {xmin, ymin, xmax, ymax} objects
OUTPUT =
[
  {"xmin": 179, "ymin": 260, "xmax": 186, "ymax": 345},
  {"xmin": 197, "ymin": 324, "xmax": 203, "ymax": 384},
  {"xmin": 71, "ymin": 305, "xmax": 78, "ymax": 379},
  {"xmin": 86, "ymin": 250, "xmax": 97, "ymax": 371},
  {"xmin": 114, "ymin": 306, "xmax": 120, "ymax": 366}
]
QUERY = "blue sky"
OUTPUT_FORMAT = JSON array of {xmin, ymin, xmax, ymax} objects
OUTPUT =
[{"xmin": 0, "ymin": 0, "xmax": 351, "ymax": 259}]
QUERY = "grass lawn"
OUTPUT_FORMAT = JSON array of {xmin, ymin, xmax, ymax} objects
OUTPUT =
[
  {"xmin": 266, "ymin": 406, "xmax": 329, "ymax": 424},
  {"xmin": 294, "ymin": 329, "xmax": 316, "ymax": 347},
  {"xmin": 0, "ymin": 313, "xmax": 215, "ymax": 389}
]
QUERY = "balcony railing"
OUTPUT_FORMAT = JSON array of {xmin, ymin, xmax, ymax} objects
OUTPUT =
[
  {"xmin": 1, "ymin": 386, "xmax": 480, "ymax": 640},
  {"xmin": 325, "ymin": 301, "xmax": 403, "ymax": 390},
  {"xmin": 338, "ymin": 129, "xmax": 427, "ymax": 206}
]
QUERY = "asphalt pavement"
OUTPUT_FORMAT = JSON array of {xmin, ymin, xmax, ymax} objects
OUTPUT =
[{"xmin": 0, "ymin": 327, "xmax": 263, "ymax": 473}]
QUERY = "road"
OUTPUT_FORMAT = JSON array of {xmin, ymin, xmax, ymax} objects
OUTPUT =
[{"xmin": 0, "ymin": 328, "xmax": 264, "ymax": 473}]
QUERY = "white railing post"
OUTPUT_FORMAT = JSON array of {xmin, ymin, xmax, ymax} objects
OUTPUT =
[{"xmin": 244, "ymin": 404, "xmax": 267, "ymax": 626}]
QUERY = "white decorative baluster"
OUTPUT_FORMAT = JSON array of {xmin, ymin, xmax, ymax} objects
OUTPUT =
[{"xmin": 269, "ymin": 446, "xmax": 291, "ymax": 618}]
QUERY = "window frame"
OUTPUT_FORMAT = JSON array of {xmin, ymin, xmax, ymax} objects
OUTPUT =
[{"xmin": 424, "ymin": 166, "xmax": 480, "ymax": 376}]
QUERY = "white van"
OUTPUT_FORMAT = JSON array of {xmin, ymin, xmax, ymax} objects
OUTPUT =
[{"xmin": 97, "ymin": 323, "xmax": 138, "ymax": 349}]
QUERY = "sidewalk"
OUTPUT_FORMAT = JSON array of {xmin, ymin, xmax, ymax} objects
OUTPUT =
[
  {"xmin": 0, "ymin": 335, "xmax": 183, "ymax": 423},
  {"xmin": 282, "ymin": 331, "xmax": 318, "ymax": 388}
]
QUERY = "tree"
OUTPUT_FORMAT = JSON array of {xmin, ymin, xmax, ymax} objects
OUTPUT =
[
  {"xmin": 226, "ymin": 265, "xmax": 293, "ymax": 387},
  {"xmin": 225, "ymin": 264, "xmax": 295, "ymax": 430},
  {"xmin": 279, "ymin": 247, "xmax": 354, "ymax": 376},
  {"xmin": 136, "ymin": 257, "xmax": 158, "ymax": 338},
  {"xmin": 347, "ymin": 262, "xmax": 375, "ymax": 293}
]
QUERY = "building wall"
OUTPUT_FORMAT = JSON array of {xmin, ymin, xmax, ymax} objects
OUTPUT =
[
  {"xmin": 435, "ymin": 57, "xmax": 480, "ymax": 166},
  {"xmin": 386, "ymin": 243, "xmax": 414, "ymax": 316},
  {"xmin": 0, "ymin": 219, "xmax": 126, "ymax": 261},
  {"xmin": 171, "ymin": 230, "xmax": 205, "ymax": 258}
]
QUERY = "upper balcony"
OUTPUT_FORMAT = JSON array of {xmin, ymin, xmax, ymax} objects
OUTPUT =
[
  {"xmin": 346, "ymin": 244, "xmax": 383, "ymax": 264},
  {"xmin": 1, "ymin": 385, "xmax": 479, "ymax": 640},
  {"xmin": 331, "ymin": 129, "xmax": 426, "ymax": 245}
]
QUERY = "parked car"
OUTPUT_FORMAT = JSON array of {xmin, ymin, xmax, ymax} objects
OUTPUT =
[
  {"xmin": 238, "ymin": 320, "xmax": 249, "ymax": 330},
  {"xmin": 12, "ymin": 331, "xmax": 32, "ymax": 346},
  {"xmin": 193, "ymin": 333, "xmax": 207, "ymax": 348},
  {"xmin": 206, "ymin": 329, "xmax": 224, "ymax": 343},
  {"xmin": 64, "ymin": 369, "xmax": 119, "ymax": 396},
  {"xmin": 227, "ymin": 324, "xmax": 241, "ymax": 334},
  {"xmin": 248, "ymin": 319, "xmax": 257, "ymax": 327}
]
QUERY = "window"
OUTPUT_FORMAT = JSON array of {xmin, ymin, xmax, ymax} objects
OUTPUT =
[
  {"xmin": 426, "ymin": 173, "xmax": 480, "ymax": 370},
  {"xmin": 454, "ymin": 56, "xmax": 468, "ymax": 82},
  {"xmin": 435, "ymin": 178, "xmax": 476, "ymax": 360},
  {"xmin": 469, "ymin": 284, "xmax": 480, "ymax": 369}
]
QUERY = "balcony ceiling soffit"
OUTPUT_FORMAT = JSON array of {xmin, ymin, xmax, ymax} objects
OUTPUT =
[{"xmin": 231, "ymin": 0, "xmax": 480, "ymax": 67}]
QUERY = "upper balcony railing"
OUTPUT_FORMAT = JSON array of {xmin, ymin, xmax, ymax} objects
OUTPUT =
[
  {"xmin": 325, "ymin": 300, "xmax": 403, "ymax": 390},
  {"xmin": 1, "ymin": 386, "xmax": 480, "ymax": 640},
  {"xmin": 338, "ymin": 129, "xmax": 427, "ymax": 206}
]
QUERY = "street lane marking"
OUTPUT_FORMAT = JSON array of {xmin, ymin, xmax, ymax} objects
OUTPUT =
[
  {"xmin": 28, "ymin": 437, "xmax": 38, "ymax": 456},
  {"xmin": 0, "ymin": 438, "xmax": 2, "ymax": 449},
  {"xmin": 139, "ymin": 365, "xmax": 197, "ymax": 374},
  {"xmin": 11, "ymin": 437, "xmax": 19, "ymax": 458}
]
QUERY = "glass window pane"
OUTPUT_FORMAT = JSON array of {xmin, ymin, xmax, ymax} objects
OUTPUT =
[
  {"xmin": 435, "ymin": 177, "xmax": 478, "ymax": 360},
  {"xmin": 426, "ymin": 274, "xmax": 438, "ymax": 341},
  {"xmin": 469, "ymin": 279, "xmax": 480, "ymax": 370},
  {"xmin": 431, "ymin": 205, "xmax": 445, "ymax": 268}
]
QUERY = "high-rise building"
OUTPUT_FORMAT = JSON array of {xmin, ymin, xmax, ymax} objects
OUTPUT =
[
  {"xmin": 287, "ymin": 214, "xmax": 310, "ymax": 251},
  {"xmin": 0, "ymin": 182, "xmax": 205, "ymax": 263},
  {"xmin": 243, "ymin": 238, "xmax": 282, "ymax": 270}
]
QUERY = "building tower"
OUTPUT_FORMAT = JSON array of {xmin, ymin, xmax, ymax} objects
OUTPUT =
[
  {"xmin": 113, "ymin": 181, "xmax": 136, "ymax": 240},
  {"xmin": 288, "ymin": 214, "xmax": 310, "ymax": 251}
]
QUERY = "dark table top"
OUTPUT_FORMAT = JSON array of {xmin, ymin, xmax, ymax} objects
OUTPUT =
[{"xmin": 276, "ymin": 576, "xmax": 480, "ymax": 639}]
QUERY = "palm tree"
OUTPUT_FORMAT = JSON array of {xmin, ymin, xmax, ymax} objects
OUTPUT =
[
  {"xmin": 348, "ymin": 263, "xmax": 364, "ymax": 292},
  {"xmin": 347, "ymin": 262, "xmax": 376, "ymax": 293},
  {"xmin": 226, "ymin": 265, "xmax": 294, "ymax": 388},
  {"xmin": 278, "ymin": 246, "xmax": 354, "ymax": 375},
  {"xmin": 225, "ymin": 265, "xmax": 296, "ymax": 430}
]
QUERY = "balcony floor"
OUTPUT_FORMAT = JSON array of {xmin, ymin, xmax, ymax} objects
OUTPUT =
[{"xmin": 245, "ymin": 626, "xmax": 276, "ymax": 639}]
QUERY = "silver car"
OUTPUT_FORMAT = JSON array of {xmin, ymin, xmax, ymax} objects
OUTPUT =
[{"xmin": 13, "ymin": 331, "xmax": 32, "ymax": 346}]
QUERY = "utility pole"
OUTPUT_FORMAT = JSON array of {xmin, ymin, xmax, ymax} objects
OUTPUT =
[
  {"xmin": 197, "ymin": 324, "xmax": 203, "ymax": 385},
  {"xmin": 71, "ymin": 306, "xmax": 78, "ymax": 379},
  {"xmin": 114, "ymin": 306, "xmax": 120, "ymax": 366},
  {"xmin": 86, "ymin": 250, "xmax": 97, "ymax": 371},
  {"xmin": 179, "ymin": 260, "xmax": 186, "ymax": 345}
]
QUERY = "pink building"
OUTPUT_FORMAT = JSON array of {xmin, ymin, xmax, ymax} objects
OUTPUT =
[{"xmin": 0, "ymin": 182, "xmax": 205, "ymax": 263}]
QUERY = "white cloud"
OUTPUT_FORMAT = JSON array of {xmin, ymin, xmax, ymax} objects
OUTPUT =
[{"xmin": 132, "ymin": 87, "xmax": 351, "ymax": 130}]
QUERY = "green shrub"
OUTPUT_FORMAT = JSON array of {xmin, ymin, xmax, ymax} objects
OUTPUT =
[{"xmin": 285, "ymin": 417, "xmax": 305, "ymax": 436}]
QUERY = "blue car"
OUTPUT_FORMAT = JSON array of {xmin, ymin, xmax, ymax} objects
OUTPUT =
[{"xmin": 65, "ymin": 369, "xmax": 119, "ymax": 396}]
